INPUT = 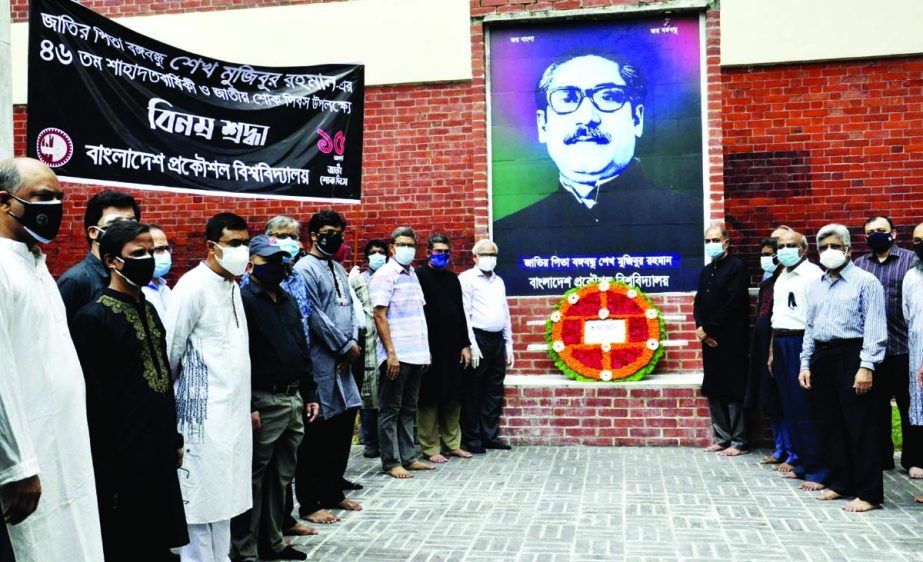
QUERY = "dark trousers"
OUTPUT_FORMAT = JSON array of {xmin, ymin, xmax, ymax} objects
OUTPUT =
[
  {"xmin": 0, "ymin": 523, "xmax": 13, "ymax": 562},
  {"xmin": 809, "ymin": 341, "xmax": 883, "ymax": 504},
  {"xmin": 377, "ymin": 362, "xmax": 424, "ymax": 470},
  {"xmin": 876, "ymin": 353, "xmax": 923, "ymax": 469},
  {"xmin": 360, "ymin": 408, "xmax": 379, "ymax": 453},
  {"xmin": 773, "ymin": 335, "xmax": 829, "ymax": 483},
  {"xmin": 294, "ymin": 408, "xmax": 356, "ymax": 515},
  {"xmin": 461, "ymin": 329, "xmax": 506, "ymax": 448},
  {"xmin": 708, "ymin": 398, "xmax": 747, "ymax": 449}
]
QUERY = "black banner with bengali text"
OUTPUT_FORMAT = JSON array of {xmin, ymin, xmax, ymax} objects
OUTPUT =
[{"xmin": 27, "ymin": 0, "xmax": 364, "ymax": 203}]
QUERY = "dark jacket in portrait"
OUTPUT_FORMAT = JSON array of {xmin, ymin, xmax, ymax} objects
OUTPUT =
[
  {"xmin": 492, "ymin": 160, "xmax": 703, "ymax": 295},
  {"xmin": 415, "ymin": 265, "xmax": 470, "ymax": 406},
  {"xmin": 72, "ymin": 289, "xmax": 188, "ymax": 551},
  {"xmin": 693, "ymin": 254, "xmax": 750, "ymax": 401},
  {"xmin": 745, "ymin": 270, "xmax": 783, "ymax": 416},
  {"xmin": 57, "ymin": 252, "xmax": 109, "ymax": 323}
]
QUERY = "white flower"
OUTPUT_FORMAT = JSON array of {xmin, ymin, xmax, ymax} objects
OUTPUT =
[
  {"xmin": 646, "ymin": 339, "xmax": 660, "ymax": 350},
  {"xmin": 550, "ymin": 311, "xmax": 562, "ymax": 323},
  {"xmin": 600, "ymin": 370, "xmax": 613, "ymax": 381},
  {"xmin": 598, "ymin": 308, "xmax": 609, "ymax": 320},
  {"xmin": 626, "ymin": 289, "xmax": 638, "ymax": 299},
  {"xmin": 645, "ymin": 308, "xmax": 659, "ymax": 320},
  {"xmin": 598, "ymin": 280, "xmax": 610, "ymax": 292},
  {"xmin": 601, "ymin": 342, "xmax": 611, "ymax": 352},
  {"xmin": 567, "ymin": 293, "xmax": 580, "ymax": 304},
  {"xmin": 552, "ymin": 340, "xmax": 565, "ymax": 352}
]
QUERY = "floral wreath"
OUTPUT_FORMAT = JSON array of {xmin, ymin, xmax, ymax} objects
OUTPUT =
[{"xmin": 546, "ymin": 279, "xmax": 665, "ymax": 382}]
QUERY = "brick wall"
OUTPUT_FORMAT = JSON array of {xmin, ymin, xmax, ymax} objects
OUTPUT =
[
  {"xmin": 723, "ymin": 57, "xmax": 923, "ymax": 275},
  {"xmin": 10, "ymin": 0, "xmax": 727, "ymax": 377}
]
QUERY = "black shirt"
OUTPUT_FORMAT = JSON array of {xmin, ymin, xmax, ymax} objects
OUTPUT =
[
  {"xmin": 241, "ymin": 281, "xmax": 316, "ymax": 397},
  {"xmin": 58, "ymin": 252, "xmax": 109, "ymax": 323}
]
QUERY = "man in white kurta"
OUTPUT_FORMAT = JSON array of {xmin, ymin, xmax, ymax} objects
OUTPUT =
[
  {"xmin": 165, "ymin": 213, "xmax": 252, "ymax": 562},
  {"xmin": 0, "ymin": 157, "xmax": 104, "ymax": 561}
]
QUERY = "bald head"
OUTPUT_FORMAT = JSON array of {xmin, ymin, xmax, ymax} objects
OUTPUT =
[
  {"xmin": 770, "ymin": 225, "xmax": 792, "ymax": 239},
  {"xmin": 777, "ymin": 229, "xmax": 805, "ymax": 250},
  {"xmin": 912, "ymin": 223, "xmax": 923, "ymax": 244},
  {"xmin": 0, "ymin": 157, "xmax": 64, "ymax": 245},
  {"xmin": 0, "ymin": 157, "xmax": 60, "ymax": 194}
]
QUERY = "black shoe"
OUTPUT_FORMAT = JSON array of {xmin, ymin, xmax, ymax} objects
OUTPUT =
[
  {"xmin": 340, "ymin": 478, "xmax": 363, "ymax": 490},
  {"xmin": 264, "ymin": 546, "xmax": 307, "ymax": 561},
  {"xmin": 363, "ymin": 448, "xmax": 380, "ymax": 458},
  {"xmin": 484, "ymin": 440, "xmax": 511, "ymax": 450},
  {"xmin": 467, "ymin": 445, "xmax": 486, "ymax": 454}
]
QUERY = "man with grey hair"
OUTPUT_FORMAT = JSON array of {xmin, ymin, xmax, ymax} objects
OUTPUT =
[
  {"xmin": 369, "ymin": 226, "xmax": 433, "ymax": 478},
  {"xmin": 799, "ymin": 223, "xmax": 887, "ymax": 512},
  {"xmin": 0, "ymin": 157, "xmax": 104, "ymax": 560},
  {"xmin": 459, "ymin": 239, "xmax": 514, "ymax": 453}
]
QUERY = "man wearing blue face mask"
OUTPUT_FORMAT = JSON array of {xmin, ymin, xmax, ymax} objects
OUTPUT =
[
  {"xmin": 693, "ymin": 224, "xmax": 750, "ymax": 456},
  {"xmin": 142, "ymin": 224, "xmax": 173, "ymax": 320},
  {"xmin": 414, "ymin": 234, "xmax": 472, "ymax": 464},
  {"xmin": 769, "ymin": 229, "xmax": 829, "ymax": 490},
  {"xmin": 854, "ymin": 215, "xmax": 922, "ymax": 476}
]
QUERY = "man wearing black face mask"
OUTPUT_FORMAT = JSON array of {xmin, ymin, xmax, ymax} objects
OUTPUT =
[
  {"xmin": 855, "ymin": 215, "xmax": 922, "ymax": 476},
  {"xmin": 232, "ymin": 235, "xmax": 319, "ymax": 562},
  {"xmin": 0, "ymin": 158, "xmax": 104, "ymax": 561},
  {"xmin": 71, "ymin": 220, "xmax": 188, "ymax": 561}
]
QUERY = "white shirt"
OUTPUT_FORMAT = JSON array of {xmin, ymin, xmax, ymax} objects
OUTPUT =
[
  {"xmin": 771, "ymin": 259, "xmax": 823, "ymax": 330},
  {"xmin": 164, "ymin": 262, "xmax": 252, "ymax": 524},
  {"xmin": 458, "ymin": 265, "xmax": 513, "ymax": 354},
  {"xmin": 0, "ymin": 238, "xmax": 104, "ymax": 561},
  {"xmin": 902, "ymin": 267, "xmax": 923, "ymax": 425},
  {"xmin": 142, "ymin": 276, "xmax": 172, "ymax": 320}
]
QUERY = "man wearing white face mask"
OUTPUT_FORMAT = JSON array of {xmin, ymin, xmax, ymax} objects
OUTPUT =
[
  {"xmin": 799, "ymin": 224, "xmax": 887, "ymax": 513},
  {"xmin": 458, "ymin": 239, "xmax": 514, "ymax": 453},
  {"xmin": 693, "ymin": 225, "xmax": 750, "ymax": 456},
  {"xmin": 142, "ymin": 224, "xmax": 174, "ymax": 320},
  {"xmin": 164, "ymin": 212, "xmax": 253, "ymax": 562}
]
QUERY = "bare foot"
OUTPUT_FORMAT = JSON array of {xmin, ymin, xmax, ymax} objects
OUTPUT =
[
  {"xmin": 776, "ymin": 463, "xmax": 795, "ymax": 472},
  {"xmin": 909, "ymin": 466, "xmax": 923, "ymax": 479},
  {"xmin": 718, "ymin": 447, "xmax": 749, "ymax": 457},
  {"xmin": 799, "ymin": 481, "xmax": 826, "ymax": 491},
  {"xmin": 428, "ymin": 454, "xmax": 448, "ymax": 463},
  {"xmin": 336, "ymin": 498, "xmax": 363, "ymax": 511},
  {"xmin": 816, "ymin": 490, "xmax": 846, "ymax": 501},
  {"xmin": 781, "ymin": 471, "xmax": 800, "ymax": 480},
  {"xmin": 914, "ymin": 495, "xmax": 923, "ymax": 503},
  {"xmin": 704, "ymin": 444, "xmax": 725, "ymax": 452},
  {"xmin": 284, "ymin": 523, "xmax": 318, "ymax": 536},
  {"xmin": 842, "ymin": 498, "xmax": 879, "ymax": 512},
  {"xmin": 304, "ymin": 509, "xmax": 339, "ymax": 524},
  {"xmin": 446, "ymin": 449, "xmax": 473, "ymax": 459},
  {"xmin": 405, "ymin": 460, "xmax": 435, "ymax": 471},
  {"xmin": 386, "ymin": 466, "xmax": 413, "ymax": 479},
  {"xmin": 759, "ymin": 455, "xmax": 781, "ymax": 465}
]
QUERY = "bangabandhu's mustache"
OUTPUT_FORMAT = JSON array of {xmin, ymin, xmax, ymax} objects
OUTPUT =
[{"xmin": 564, "ymin": 124, "xmax": 611, "ymax": 145}]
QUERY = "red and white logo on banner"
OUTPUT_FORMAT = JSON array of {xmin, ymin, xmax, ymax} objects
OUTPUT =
[{"xmin": 35, "ymin": 128, "xmax": 74, "ymax": 168}]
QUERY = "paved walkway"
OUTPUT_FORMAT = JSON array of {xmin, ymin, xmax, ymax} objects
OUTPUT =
[{"xmin": 288, "ymin": 446, "xmax": 923, "ymax": 562}]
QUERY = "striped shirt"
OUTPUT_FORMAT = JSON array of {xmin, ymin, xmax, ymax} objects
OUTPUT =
[
  {"xmin": 800, "ymin": 261, "xmax": 888, "ymax": 370},
  {"xmin": 854, "ymin": 245, "xmax": 918, "ymax": 355},
  {"xmin": 368, "ymin": 258, "xmax": 431, "ymax": 366}
]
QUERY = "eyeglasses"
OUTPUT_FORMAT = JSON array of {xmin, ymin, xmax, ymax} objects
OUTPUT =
[
  {"xmin": 704, "ymin": 238, "xmax": 723, "ymax": 244},
  {"xmin": 477, "ymin": 252, "xmax": 498, "ymax": 258},
  {"xmin": 778, "ymin": 242, "xmax": 800, "ymax": 249},
  {"xmin": 270, "ymin": 233, "xmax": 299, "ymax": 240},
  {"xmin": 153, "ymin": 245, "xmax": 172, "ymax": 256},
  {"xmin": 394, "ymin": 243, "xmax": 416, "ymax": 249},
  {"xmin": 547, "ymin": 84, "xmax": 629, "ymax": 115},
  {"xmin": 819, "ymin": 244, "xmax": 846, "ymax": 252}
]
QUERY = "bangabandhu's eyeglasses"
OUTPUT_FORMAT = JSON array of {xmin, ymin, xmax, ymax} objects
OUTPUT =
[{"xmin": 547, "ymin": 84, "xmax": 630, "ymax": 115}]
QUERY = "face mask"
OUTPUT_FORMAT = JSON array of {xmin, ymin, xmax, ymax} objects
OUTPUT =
[
  {"xmin": 819, "ymin": 248, "xmax": 849, "ymax": 270},
  {"xmin": 314, "ymin": 231, "xmax": 343, "ymax": 256},
  {"xmin": 153, "ymin": 252, "xmax": 172, "ymax": 278},
  {"xmin": 368, "ymin": 253, "xmax": 387, "ymax": 271},
  {"xmin": 215, "ymin": 244, "xmax": 250, "ymax": 276},
  {"xmin": 394, "ymin": 246, "xmax": 416, "ymax": 266},
  {"xmin": 114, "ymin": 256, "xmax": 155, "ymax": 288},
  {"xmin": 275, "ymin": 238, "xmax": 300, "ymax": 261},
  {"xmin": 866, "ymin": 231, "xmax": 893, "ymax": 253},
  {"xmin": 477, "ymin": 255, "xmax": 497, "ymax": 272},
  {"xmin": 704, "ymin": 242, "xmax": 725, "ymax": 260},
  {"xmin": 253, "ymin": 262, "xmax": 286, "ymax": 287},
  {"xmin": 914, "ymin": 241, "xmax": 923, "ymax": 262},
  {"xmin": 430, "ymin": 252, "xmax": 449, "ymax": 269},
  {"xmin": 760, "ymin": 256, "xmax": 777, "ymax": 274},
  {"xmin": 777, "ymin": 247, "xmax": 802, "ymax": 268},
  {"xmin": 6, "ymin": 194, "xmax": 63, "ymax": 244}
]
